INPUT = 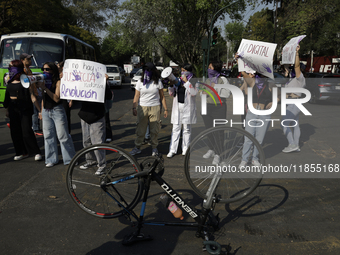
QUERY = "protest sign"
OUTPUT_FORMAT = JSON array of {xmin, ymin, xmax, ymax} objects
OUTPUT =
[
  {"xmin": 237, "ymin": 39, "xmax": 277, "ymax": 79},
  {"xmin": 60, "ymin": 59, "xmax": 106, "ymax": 103},
  {"xmin": 281, "ymin": 35, "xmax": 306, "ymax": 65}
]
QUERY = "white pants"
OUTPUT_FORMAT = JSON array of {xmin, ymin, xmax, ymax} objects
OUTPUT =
[{"xmin": 169, "ymin": 103, "xmax": 191, "ymax": 154}]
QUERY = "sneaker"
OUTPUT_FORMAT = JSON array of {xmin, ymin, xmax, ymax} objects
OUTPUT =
[
  {"xmin": 105, "ymin": 138, "xmax": 112, "ymax": 142},
  {"xmin": 152, "ymin": 148, "xmax": 158, "ymax": 156},
  {"xmin": 79, "ymin": 162, "xmax": 97, "ymax": 170},
  {"xmin": 212, "ymin": 155, "xmax": 220, "ymax": 165},
  {"xmin": 252, "ymin": 160, "xmax": 261, "ymax": 167},
  {"xmin": 282, "ymin": 144, "xmax": 300, "ymax": 153},
  {"xmin": 14, "ymin": 154, "xmax": 28, "ymax": 161},
  {"xmin": 46, "ymin": 163, "xmax": 54, "ymax": 168},
  {"xmin": 95, "ymin": 166, "xmax": 106, "ymax": 176},
  {"xmin": 130, "ymin": 147, "xmax": 141, "ymax": 155},
  {"xmin": 182, "ymin": 151, "xmax": 186, "ymax": 156},
  {"xmin": 203, "ymin": 150, "xmax": 215, "ymax": 159},
  {"xmin": 167, "ymin": 152, "xmax": 175, "ymax": 158},
  {"xmin": 35, "ymin": 154, "xmax": 43, "ymax": 161},
  {"xmin": 35, "ymin": 131, "xmax": 43, "ymax": 136},
  {"xmin": 239, "ymin": 161, "xmax": 247, "ymax": 170}
]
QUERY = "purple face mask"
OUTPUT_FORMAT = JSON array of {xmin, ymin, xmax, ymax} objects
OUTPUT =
[
  {"xmin": 181, "ymin": 71, "xmax": 193, "ymax": 81},
  {"xmin": 43, "ymin": 71, "xmax": 53, "ymax": 89},
  {"xmin": 207, "ymin": 68, "xmax": 220, "ymax": 83},
  {"xmin": 7, "ymin": 66, "xmax": 24, "ymax": 83},
  {"xmin": 143, "ymin": 70, "xmax": 153, "ymax": 85},
  {"xmin": 255, "ymin": 75, "xmax": 265, "ymax": 90}
]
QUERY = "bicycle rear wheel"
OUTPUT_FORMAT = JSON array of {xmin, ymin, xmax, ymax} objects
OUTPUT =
[
  {"xmin": 184, "ymin": 126, "xmax": 264, "ymax": 203},
  {"xmin": 66, "ymin": 144, "xmax": 143, "ymax": 218}
]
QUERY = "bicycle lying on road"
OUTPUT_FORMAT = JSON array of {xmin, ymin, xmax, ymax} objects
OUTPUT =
[{"xmin": 66, "ymin": 126, "xmax": 264, "ymax": 254}]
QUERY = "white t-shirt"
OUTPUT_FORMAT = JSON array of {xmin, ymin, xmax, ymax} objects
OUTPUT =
[
  {"xmin": 286, "ymin": 74, "xmax": 306, "ymax": 97},
  {"xmin": 135, "ymin": 79, "xmax": 163, "ymax": 106}
]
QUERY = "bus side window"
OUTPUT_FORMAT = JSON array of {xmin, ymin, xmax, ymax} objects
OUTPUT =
[
  {"xmin": 66, "ymin": 39, "xmax": 76, "ymax": 59},
  {"xmin": 74, "ymin": 41, "xmax": 83, "ymax": 59}
]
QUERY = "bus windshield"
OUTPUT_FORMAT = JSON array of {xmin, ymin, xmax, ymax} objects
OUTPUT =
[{"xmin": 0, "ymin": 37, "xmax": 64, "ymax": 69}]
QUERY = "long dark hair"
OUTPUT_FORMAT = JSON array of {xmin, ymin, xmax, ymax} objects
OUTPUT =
[
  {"xmin": 42, "ymin": 62, "xmax": 60, "ymax": 86},
  {"xmin": 8, "ymin": 60, "xmax": 24, "ymax": 82},
  {"xmin": 209, "ymin": 61, "xmax": 222, "ymax": 73},
  {"xmin": 140, "ymin": 65, "xmax": 160, "ymax": 83}
]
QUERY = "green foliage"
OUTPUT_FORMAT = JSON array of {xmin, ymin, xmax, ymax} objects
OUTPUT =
[
  {"xmin": 242, "ymin": 8, "xmax": 274, "ymax": 42},
  {"xmin": 62, "ymin": 0, "xmax": 119, "ymax": 33},
  {"xmin": 118, "ymin": 0, "xmax": 249, "ymax": 67},
  {"xmin": 0, "ymin": 0, "xmax": 71, "ymax": 35}
]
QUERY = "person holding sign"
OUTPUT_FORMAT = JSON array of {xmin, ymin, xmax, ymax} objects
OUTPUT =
[
  {"xmin": 37, "ymin": 62, "xmax": 76, "ymax": 167},
  {"xmin": 130, "ymin": 62, "xmax": 168, "ymax": 156},
  {"xmin": 281, "ymin": 45, "xmax": 306, "ymax": 153},
  {"xmin": 235, "ymin": 54, "xmax": 279, "ymax": 169},
  {"xmin": 77, "ymin": 74, "xmax": 113, "ymax": 175}
]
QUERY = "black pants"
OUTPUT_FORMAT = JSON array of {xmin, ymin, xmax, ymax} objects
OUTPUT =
[{"xmin": 8, "ymin": 100, "xmax": 41, "ymax": 156}]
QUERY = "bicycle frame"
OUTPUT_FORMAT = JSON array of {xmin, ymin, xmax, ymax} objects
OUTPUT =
[{"xmin": 103, "ymin": 156, "xmax": 220, "ymax": 239}]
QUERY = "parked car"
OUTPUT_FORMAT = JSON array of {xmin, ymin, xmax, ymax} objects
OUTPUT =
[
  {"xmin": 305, "ymin": 72, "xmax": 340, "ymax": 103},
  {"xmin": 106, "ymin": 65, "xmax": 122, "ymax": 88},
  {"xmin": 221, "ymin": 69, "xmax": 231, "ymax": 78},
  {"xmin": 130, "ymin": 69, "xmax": 143, "ymax": 90},
  {"xmin": 118, "ymin": 67, "xmax": 126, "ymax": 83},
  {"xmin": 130, "ymin": 67, "xmax": 142, "ymax": 78}
]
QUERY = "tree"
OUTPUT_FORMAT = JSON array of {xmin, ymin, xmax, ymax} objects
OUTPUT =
[
  {"xmin": 242, "ymin": 8, "xmax": 274, "ymax": 42},
  {"xmin": 225, "ymin": 21, "xmax": 245, "ymax": 53},
  {"xmin": 119, "ymin": 0, "xmax": 251, "ymax": 67},
  {"xmin": 100, "ymin": 19, "xmax": 136, "ymax": 65},
  {"xmin": 61, "ymin": 0, "xmax": 119, "ymax": 34},
  {"xmin": 0, "ymin": 0, "xmax": 71, "ymax": 35}
]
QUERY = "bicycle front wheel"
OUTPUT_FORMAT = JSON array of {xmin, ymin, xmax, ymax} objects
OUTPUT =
[
  {"xmin": 66, "ymin": 144, "xmax": 143, "ymax": 218},
  {"xmin": 184, "ymin": 126, "xmax": 264, "ymax": 203}
]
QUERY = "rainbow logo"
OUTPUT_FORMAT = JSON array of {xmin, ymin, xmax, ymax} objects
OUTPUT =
[{"xmin": 198, "ymin": 82, "xmax": 223, "ymax": 106}]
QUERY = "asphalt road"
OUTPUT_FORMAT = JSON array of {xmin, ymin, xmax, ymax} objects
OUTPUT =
[{"xmin": 1, "ymin": 80, "xmax": 340, "ymax": 255}]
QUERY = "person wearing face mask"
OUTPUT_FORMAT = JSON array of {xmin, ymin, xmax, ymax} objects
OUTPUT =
[
  {"xmin": 281, "ymin": 45, "xmax": 306, "ymax": 153},
  {"xmin": 201, "ymin": 61, "xmax": 230, "ymax": 164},
  {"xmin": 37, "ymin": 62, "xmax": 75, "ymax": 168},
  {"xmin": 167, "ymin": 63, "xmax": 198, "ymax": 158},
  {"xmin": 130, "ymin": 62, "xmax": 168, "ymax": 156},
  {"xmin": 234, "ymin": 54, "xmax": 279, "ymax": 169},
  {"xmin": 3, "ymin": 60, "xmax": 43, "ymax": 161}
]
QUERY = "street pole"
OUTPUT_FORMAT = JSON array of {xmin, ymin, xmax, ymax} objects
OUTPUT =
[{"xmin": 205, "ymin": 0, "xmax": 240, "ymax": 76}]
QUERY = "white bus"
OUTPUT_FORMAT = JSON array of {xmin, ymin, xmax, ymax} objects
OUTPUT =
[{"xmin": 0, "ymin": 31, "xmax": 96, "ymax": 105}]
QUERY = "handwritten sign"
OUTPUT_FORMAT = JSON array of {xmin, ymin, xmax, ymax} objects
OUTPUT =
[
  {"xmin": 60, "ymin": 59, "xmax": 106, "ymax": 103},
  {"xmin": 281, "ymin": 35, "xmax": 306, "ymax": 65},
  {"xmin": 237, "ymin": 39, "xmax": 277, "ymax": 79}
]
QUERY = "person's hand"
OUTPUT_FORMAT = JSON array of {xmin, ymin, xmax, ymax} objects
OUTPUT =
[
  {"xmin": 38, "ymin": 112, "xmax": 42, "ymax": 120},
  {"xmin": 37, "ymin": 81, "xmax": 46, "ymax": 91},
  {"xmin": 105, "ymin": 74, "xmax": 109, "ymax": 80},
  {"xmin": 266, "ymin": 102, "xmax": 273, "ymax": 109},
  {"xmin": 296, "ymin": 44, "xmax": 300, "ymax": 53},
  {"xmin": 182, "ymin": 75, "xmax": 188, "ymax": 83},
  {"xmin": 132, "ymin": 108, "xmax": 137, "ymax": 116},
  {"xmin": 164, "ymin": 110, "xmax": 168, "ymax": 118},
  {"xmin": 68, "ymin": 100, "xmax": 73, "ymax": 108}
]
